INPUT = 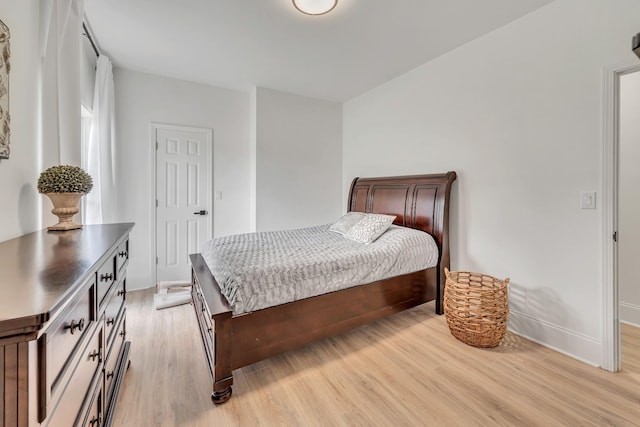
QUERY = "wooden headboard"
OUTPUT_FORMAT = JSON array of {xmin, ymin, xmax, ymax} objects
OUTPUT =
[{"xmin": 348, "ymin": 171, "xmax": 457, "ymax": 283}]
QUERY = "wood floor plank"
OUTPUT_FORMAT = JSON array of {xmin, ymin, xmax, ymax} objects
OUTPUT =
[{"xmin": 112, "ymin": 289, "xmax": 640, "ymax": 426}]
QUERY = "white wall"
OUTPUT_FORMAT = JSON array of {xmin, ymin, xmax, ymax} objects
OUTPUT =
[
  {"xmin": 249, "ymin": 87, "xmax": 257, "ymax": 231},
  {"xmin": 619, "ymin": 70, "xmax": 640, "ymax": 327},
  {"xmin": 343, "ymin": 0, "xmax": 640, "ymax": 365},
  {"xmin": 114, "ymin": 69, "xmax": 251, "ymax": 290},
  {"xmin": 0, "ymin": 1, "xmax": 42, "ymax": 242},
  {"xmin": 254, "ymin": 87, "xmax": 343, "ymax": 232}
]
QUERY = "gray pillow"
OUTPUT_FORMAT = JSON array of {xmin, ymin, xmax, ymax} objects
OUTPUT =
[
  {"xmin": 344, "ymin": 214, "xmax": 397, "ymax": 244},
  {"xmin": 328, "ymin": 212, "xmax": 367, "ymax": 235}
]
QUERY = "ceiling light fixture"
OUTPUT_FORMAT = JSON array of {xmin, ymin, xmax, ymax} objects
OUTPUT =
[{"xmin": 292, "ymin": 0, "xmax": 338, "ymax": 16}]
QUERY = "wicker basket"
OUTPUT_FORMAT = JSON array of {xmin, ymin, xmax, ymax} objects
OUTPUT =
[{"xmin": 443, "ymin": 268, "xmax": 510, "ymax": 348}]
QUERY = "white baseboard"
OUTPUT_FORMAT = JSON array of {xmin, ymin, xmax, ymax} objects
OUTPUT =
[
  {"xmin": 620, "ymin": 320, "xmax": 640, "ymax": 328},
  {"xmin": 508, "ymin": 310, "xmax": 602, "ymax": 367},
  {"xmin": 620, "ymin": 302, "xmax": 640, "ymax": 327},
  {"xmin": 127, "ymin": 277, "xmax": 156, "ymax": 291}
]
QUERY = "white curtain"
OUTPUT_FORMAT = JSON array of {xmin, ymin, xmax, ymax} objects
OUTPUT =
[
  {"xmin": 85, "ymin": 55, "xmax": 116, "ymax": 224},
  {"xmin": 40, "ymin": 0, "xmax": 84, "ymax": 166}
]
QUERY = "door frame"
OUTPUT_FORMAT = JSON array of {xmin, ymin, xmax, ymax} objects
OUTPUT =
[
  {"xmin": 601, "ymin": 60, "xmax": 640, "ymax": 372},
  {"xmin": 151, "ymin": 122, "xmax": 213, "ymax": 286}
]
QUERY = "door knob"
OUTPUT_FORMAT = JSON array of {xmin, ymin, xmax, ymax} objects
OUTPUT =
[{"xmin": 194, "ymin": 210, "xmax": 208, "ymax": 215}]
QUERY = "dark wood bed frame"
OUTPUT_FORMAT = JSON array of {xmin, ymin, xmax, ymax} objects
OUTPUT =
[{"xmin": 190, "ymin": 171, "xmax": 457, "ymax": 403}]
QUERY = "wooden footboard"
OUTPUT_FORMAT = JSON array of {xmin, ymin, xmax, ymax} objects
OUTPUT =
[
  {"xmin": 191, "ymin": 253, "xmax": 437, "ymax": 403},
  {"xmin": 191, "ymin": 255, "xmax": 233, "ymax": 403}
]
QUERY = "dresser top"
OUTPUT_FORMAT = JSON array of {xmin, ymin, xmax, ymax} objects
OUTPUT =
[{"xmin": 0, "ymin": 223, "xmax": 134, "ymax": 336}]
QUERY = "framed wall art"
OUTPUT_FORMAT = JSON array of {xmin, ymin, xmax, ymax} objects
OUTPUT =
[{"xmin": 0, "ymin": 19, "xmax": 9, "ymax": 159}]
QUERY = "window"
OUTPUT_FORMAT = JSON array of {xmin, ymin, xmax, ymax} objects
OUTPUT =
[{"xmin": 81, "ymin": 104, "xmax": 92, "ymax": 224}]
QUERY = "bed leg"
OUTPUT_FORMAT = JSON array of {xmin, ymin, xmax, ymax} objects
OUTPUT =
[
  {"xmin": 212, "ymin": 312, "xmax": 234, "ymax": 404},
  {"xmin": 436, "ymin": 265, "xmax": 446, "ymax": 315},
  {"xmin": 212, "ymin": 386, "xmax": 233, "ymax": 404},
  {"xmin": 436, "ymin": 298, "xmax": 444, "ymax": 315}
]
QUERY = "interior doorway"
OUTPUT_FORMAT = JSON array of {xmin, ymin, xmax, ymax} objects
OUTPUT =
[
  {"xmin": 154, "ymin": 124, "xmax": 213, "ymax": 283},
  {"xmin": 602, "ymin": 61, "xmax": 640, "ymax": 372}
]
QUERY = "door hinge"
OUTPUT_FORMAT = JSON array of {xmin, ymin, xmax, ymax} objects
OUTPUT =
[
  {"xmin": 156, "ymin": 257, "xmax": 158, "ymax": 265},
  {"xmin": 156, "ymin": 141, "xmax": 158, "ymax": 150},
  {"xmin": 613, "ymin": 231, "xmax": 618, "ymax": 242},
  {"xmin": 156, "ymin": 199, "xmax": 158, "ymax": 207}
]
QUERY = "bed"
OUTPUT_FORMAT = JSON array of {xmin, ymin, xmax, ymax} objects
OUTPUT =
[{"xmin": 190, "ymin": 171, "xmax": 457, "ymax": 403}]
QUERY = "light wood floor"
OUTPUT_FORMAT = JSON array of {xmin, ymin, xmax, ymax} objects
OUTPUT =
[{"xmin": 112, "ymin": 289, "xmax": 640, "ymax": 426}]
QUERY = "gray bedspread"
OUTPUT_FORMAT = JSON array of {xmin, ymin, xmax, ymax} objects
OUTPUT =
[{"xmin": 201, "ymin": 224, "xmax": 439, "ymax": 315}]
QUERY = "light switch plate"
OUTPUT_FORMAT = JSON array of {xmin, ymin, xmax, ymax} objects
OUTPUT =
[
  {"xmin": 215, "ymin": 191, "xmax": 223, "ymax": 200},
  {"xmin": 580, "ymin": 191, "xmax": 596, "ymax": 209}
]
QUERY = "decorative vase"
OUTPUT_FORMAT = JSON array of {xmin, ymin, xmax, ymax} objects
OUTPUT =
[{"xmin": 46, "ymin": 192, "xmax": 84, "ymax": 231}]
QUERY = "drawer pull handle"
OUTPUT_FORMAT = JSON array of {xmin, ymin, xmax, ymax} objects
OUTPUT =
[
  {"xmin": 65, "ymin": 318, "xmax": 85, "ymax": 335},
  {"xmin": 88, "ymin": 349, "xmax": 101, "ymax": 362},
  {"xmin": 100, "ymin": 273, "xmax": 114, "ymax": 282},
  {"xmin": 106, "ymin": 370, "xmax": 114, "ymax": 380},
  {"xmin": 207, "ymin": 327, "xmax": 212, "ymax": 333},
  {"xmin": 117, "ymin": 289, "xmax": 126, "ymax": 297},
  {"xmin": 106, "ymin": 318, "xmax": 115, "ymax": 326},
  {"xmin": 89, "ymin": 415, "xmax": 101, "ymax": 427},
  {"xmin": 118, "ymin": 251, "xmax": 127, "ymax": 257},
  {"xmin": 119, "ymin": 330, "xmax": 126, "ymax": 339}
]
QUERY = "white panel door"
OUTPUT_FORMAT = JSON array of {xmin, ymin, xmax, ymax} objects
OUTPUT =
[{"xmin": 156, "ymin": 126, "xmax": 212, "ymax": 282}]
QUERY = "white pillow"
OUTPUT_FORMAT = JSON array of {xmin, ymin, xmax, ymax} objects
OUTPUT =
[
  {"xmin": 344, "ymin": 214, "xmax": 396, "ymax": 244},
  {"xmin": 329, "ymin": 212, "xmax": 367, "ymax": 235}
]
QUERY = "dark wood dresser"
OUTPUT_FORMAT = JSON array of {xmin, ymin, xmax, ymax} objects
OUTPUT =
[{"xmin": 0, "ymin": 223, "xmax": 134, "ymax": 426}]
